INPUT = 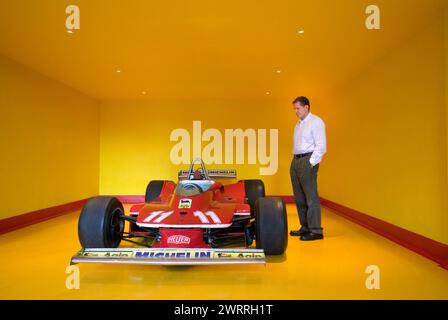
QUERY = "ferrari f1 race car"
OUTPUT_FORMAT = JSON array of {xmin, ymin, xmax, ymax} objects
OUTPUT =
[{"xmin": 71, "ymin": 158, "xmax": 288, "ymax": 265}]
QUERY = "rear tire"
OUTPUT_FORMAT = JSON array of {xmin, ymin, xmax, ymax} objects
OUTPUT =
[
  {"xmin": 145, "ymin": 180, "xmax": 167, "ymax": 203},
  {"xmin": 255, "ymin": 197, "xmax": 288, "ymax": 255},
  {"xmin": 243, "ymin": 180, "xmax": 265, "ymax": 213},
  {"xmin": 78, "ymin": 197, "xmax": 124, "ymax": 248}
]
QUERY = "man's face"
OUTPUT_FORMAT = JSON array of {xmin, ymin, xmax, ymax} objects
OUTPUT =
[{"xmin": 293, "ymin": 102, "xmax": 309, "ymax": 119}]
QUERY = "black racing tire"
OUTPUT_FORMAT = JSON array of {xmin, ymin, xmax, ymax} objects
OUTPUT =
[
  {"xmin": 255, "ymin": 197, "xmax": 288, "ymax": 255},
  {"xmin": 243, "ymin": 180, "xmax": 265, "ymax": 213},
  {"xmin": 78, "ymin": 197, "xmax": 124, "ymax": 248},
  {"xmin": 145, "ymin": 180, "xmax": 167, "ymax": 203}
]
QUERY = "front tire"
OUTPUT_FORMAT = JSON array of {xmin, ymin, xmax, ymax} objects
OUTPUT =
[
  {"xmin": 255, "ymin": 197, "xmax": 288, "ymax": 255},
  {"xmin": 78, "ymin": 197, "xmax": 124, "ymax": 248}
]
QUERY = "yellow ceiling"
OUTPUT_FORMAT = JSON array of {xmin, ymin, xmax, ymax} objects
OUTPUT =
[{"xmin": 0, "ymin": 0, "xmax": 446, "ymax": 100}]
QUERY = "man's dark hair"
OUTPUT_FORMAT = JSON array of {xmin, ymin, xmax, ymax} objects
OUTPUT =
[{"xmin": 292, "ymin": 96, "xmax": 310, "ymax": 110}]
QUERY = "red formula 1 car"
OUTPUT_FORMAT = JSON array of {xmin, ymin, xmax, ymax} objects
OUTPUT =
[{"xmin": 71, "ymin": 158, "xmax": 288, "ymax": 265}]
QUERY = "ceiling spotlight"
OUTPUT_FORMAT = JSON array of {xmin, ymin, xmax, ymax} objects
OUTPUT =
[
  {"xmin": 298, "ymin": 29, "xmax": 305, "ymax": 34},
  {"xmin": 67, "ymin": 30, "xmax": 73, "ymax": 34},
  {"xmin": 116, "ymin": 69, "xmax": 121, "ymax": 73},
  {"xmin": 141, "ymin": 91, "xmax": 147, "ymax": 95},
  {"xmin": 266, "ymin": 92, "xmax": 271, "ymax": 95},
  {"xmin": 276, "ymin": 70, "xmax": 282, "ymax": 73}
]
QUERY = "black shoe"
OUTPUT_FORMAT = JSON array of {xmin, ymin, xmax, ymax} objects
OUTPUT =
[
  {"xmin": 300, "ymin": 232, "xmax": 324, "ymax": 241},
  {"xmin": 290, "ymin": 230, "xmax": 309, "ymax": 237}
]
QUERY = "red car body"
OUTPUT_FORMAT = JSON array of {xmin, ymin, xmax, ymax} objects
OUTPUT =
[
  {"xmin": 128, "ymin": 180, "xmax": 252, "ymax": 249},
  {"xmin": 72, "ymin": 159, "xmax": 287, "ymax": 265}
]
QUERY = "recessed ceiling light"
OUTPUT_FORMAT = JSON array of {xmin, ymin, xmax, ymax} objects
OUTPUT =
[
  {"xmin": 298, "ymin": 29, "xmax": 305, "ymax": 34},
  {"xmin": 67, "ymin": 30, "xmax": 73, "ymax": 34},
  {"xmin": 141, "ymin": 91, "xmax": 147, "ymax": 95},
  {"xmin": 116, "ymin": 69, "xmax": 121, "ymax": 73},
  {"xmin": 276, "ymin": 70, "xmax": 282, "ymax": 73},
  {"xmin": 266, "ymin": 92, "xmax": 271, "ymax": 95}
]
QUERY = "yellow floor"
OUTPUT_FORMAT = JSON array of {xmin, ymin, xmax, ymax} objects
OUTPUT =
[{"xmin": 0, "ymin": 204, "xmax": 447, "ymax": 299}]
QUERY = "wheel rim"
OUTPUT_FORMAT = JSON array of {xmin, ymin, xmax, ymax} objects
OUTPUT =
[{"xmin": 109, "ymin": 207, "xmax": 124, "ymax": 247}]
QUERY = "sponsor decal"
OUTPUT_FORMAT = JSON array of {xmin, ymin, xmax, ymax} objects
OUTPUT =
[
  {"xmin": 78, "ymin": 251, "xmax": 134, "ymax": 257},
  {"xmin": 214, "ymin": 252, "xmax": 265, "ymax": 259},
  {"xmin": 167, "ymin": 235, "xmax": 191, "ymax": 245},
  {"xmin": 135, "ymin": 250, "xmax": 211, "ymax": 259},
  {"xmin": 178, "ymin": 198, "xmax": 192, "ymax": 209},
  {"xmin": 77, "ymin": 249, "xmax": 265, "ymax": 260},
  {"xmin": 216, "ymin": 252, "xmax": 232, "ymax": 258}
]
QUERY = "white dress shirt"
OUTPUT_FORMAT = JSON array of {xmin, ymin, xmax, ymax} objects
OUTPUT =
[{"xmin": 292, "ymin": 112, "xmax": 327, "ymax": 166}]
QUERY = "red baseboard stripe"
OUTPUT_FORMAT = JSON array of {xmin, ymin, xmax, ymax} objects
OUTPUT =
[
  {"xmin": 0, "ymin": 199, "xmax": 88, "ymax": 235},
  {"xmin": 116, "ymin": 195, "xmax": 145, "ymax": 203},
  {"xmin": 319, "ymin": 197, "xmax": 448, "ymax": 269},
  {"xmin": 278, "ymin": 196, "xmax": 295, "ymax": 203}
]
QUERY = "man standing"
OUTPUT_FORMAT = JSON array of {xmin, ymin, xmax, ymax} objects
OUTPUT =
[{"xmin": 290, "ymin": 96, "xmax": 327, "ymax": 241}]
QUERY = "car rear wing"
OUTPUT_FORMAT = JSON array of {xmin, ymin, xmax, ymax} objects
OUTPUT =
[
  {"xmin": 70, "ymin": 248, "xmax": 265, "ymax": 266},
  {"xmin": 178, "ymin": 169, "xmax": 237, "ymax": 179}
]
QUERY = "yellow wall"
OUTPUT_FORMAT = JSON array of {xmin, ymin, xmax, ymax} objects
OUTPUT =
[
  {"xmin": 445, "ymin": 8, "xmax": 448, "ymax": 189},
  {"xmin": 99, "ymin": 98, "xmax": 305, "ymax": 196},
  {"xmin": 0, "ymin": 55, "xmax": 100, "ymax": 219},
  {"xmin": 318, "ymin": 15, "xmax": 448, "ymax": 244}
]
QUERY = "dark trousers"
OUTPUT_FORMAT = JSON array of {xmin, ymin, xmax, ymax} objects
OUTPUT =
[{"xmin": 290, "ymin": 155, "xmax": 323, "ymax": 234}]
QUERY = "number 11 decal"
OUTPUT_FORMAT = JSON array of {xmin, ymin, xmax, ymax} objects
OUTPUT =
[
  {"xmin": 193, "ymin": 211, "xmax": 222, "ymax": 224},
  {"xmin": 143, "ymin": 211, "xmax": 174, "ymax": 223}
]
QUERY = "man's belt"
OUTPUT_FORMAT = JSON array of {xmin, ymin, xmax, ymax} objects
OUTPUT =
[{"xmin": 294, "ymin": 152, "xmax": 313, "ymax": 159}]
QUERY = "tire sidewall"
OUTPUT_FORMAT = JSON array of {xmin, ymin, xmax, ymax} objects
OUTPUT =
[
  {"xmin": 78, "ymin": 197, "xmax": 124, "ymax": 248},
  {"xmin": 243, "ymin": 180, "xmax": 266, "ymax": 213},
  {"xmin": 255, "ymin": 197, "xmax": 288, "ymax": 255}
]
